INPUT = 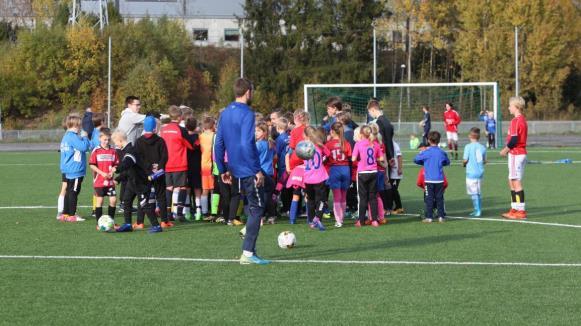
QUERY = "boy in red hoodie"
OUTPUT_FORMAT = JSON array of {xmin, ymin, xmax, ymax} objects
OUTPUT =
[{"xmin": 160, "ymin": 105, "xmax": 193, "ymax": 221}]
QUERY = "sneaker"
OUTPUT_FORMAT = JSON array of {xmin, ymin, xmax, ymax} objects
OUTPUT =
[
  {"xmin": 239, "ymin": 254, "xmax": 271, "ymax": 265},
  {"xmin": 322, "ymin": 212, "xmax": 331, "ymax": 219},
  {"xmin": 118, "ymin": 207, "xmax": 124, "ymax": 213},
  {"xmin": 148, "ymin": 225, "xmax": 163, "ymax": 233},
  {"xmin": 227, "ymin": 220, "xmax": 233, "ymax": 226},
  {"xmin": 469, "ymin": 210, "xmax": 482, "ymax": 217},
  {"xmin": 502, "ymin": 209, "xmax": 518, "ymax": 219},
  {"xmin": 364, "ymin": 219, "xmax": 372, "ymax": 226},
  {"xmin": 195, "ymin": 212, "xmax": 202, "ymax": 221},
  {"xmin": 314, "ymin": 218, "xmax": 325, "ymax": 231},
  {"xmin": 160, "ymin": 221, "xmax": 174, "ymax": 229},
  {"xmin": 393, "ymin": 208, "xmax": 405, "ymax": 214},
  {"xmin": 422, "ymin": 218, "xmax": 433, "ymax": 223},
  {"xmin": 203, "ymin": 215, "xmax": 215, "ymax": 222},
  {"xmin": 117, "ymin": 223, "xmax": 133, "ymax": 232},
  {"xmin": 371, "ymin": 220, "xmax": 379, "ymax": 227},
  {"xmin": 91, "ymin": 210, "xmax": 96, "ymax": 217},
  {"xmin": 267, "ymin": 217, "xmax": 276, "ymax": 225},
  {"xmin": 232, "ymin": 219, "xmax": 244, "ymax": 226},
  {"xmin": 508, "ymin": 210, "xmax": 527, "ymax": 220},
  {"xmin": 379, "ymin": 218, "xmax": 388, "ymax": 225},
  {"xmin": 215, "ymin": 217, "xmax": 226, "ymax": 224},
  {"xmin": 57, "ymin": 214, "xmax": 67, "ymax": 222},
  {"xmin": 184, "ymin": 212, "xmax": 193, "ymax": 222},
  {"xmin": 132, "ymin": 223, "xmax": 144, "ymax": 230},
  {"xmin": 64, "ymin": 215, "xmax": 85, "ymax": 222},
  {"xmin": 438, "ymin": 217, "xmax": 446, "ymax": 223},
  {"xmin": 354, "ymin": 220, "xmax": 362, "ymax": 228},
  {"xmin": 334, "ymin": 222, "xmax": 343, "ymax": 228}
]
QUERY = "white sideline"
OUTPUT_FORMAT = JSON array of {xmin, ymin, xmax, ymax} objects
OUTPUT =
[
  {"xmin": 1, "ymin": 255, "xmax": 580, "ymax": 267},
  {"xmin": 401, "ymin": 214, "xmax": 581, "ymax": 229}
]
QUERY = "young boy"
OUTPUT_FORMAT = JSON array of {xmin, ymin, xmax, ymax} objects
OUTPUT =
[
  {"xmin": 89, "ymin": 128, "xmax": 118, "ymax": 227},
  {"xmin": 500, "ymin": 96, "xmax": 528, "ymax": 220},
  {"xmin": 420, "ymin": 106, "xmax": 431, "ymax": 145},
  {"xmin": 59, "ymin": 113, "xmax": 91, "ymax": 222},
  {"xmin": 185, "ymin": 116, "xmax": 203, "ymax": 221},
  {"xmin": 463, "ymin": 127, "xmax": 487, "ymax": 217},
  {"xmin": 134, "ymin": 116, "xmax": 173, "ymax": 229},
  {"xmin": 413, "ymin": 131, "xmax": 450, "ymax": 223},
  {"xmin": 199, "ymin": 116, "xmax": 216, "ymax": 220},
  {"xmin": 387, "ymin": 139, "xmax": 404, "ymax": 214},
  {"xmin": 112, "ymin": 131, "xmax": 162, "ymax": 233},
  {"xmin": 480, "ymin": 110, "xmax": 497, "ymax": 149},
  {"xmin": 160, "ymin": 105, "xmax": 193, "ymax": 222},
  {"xmin": 90, "ymin": 112, "xmax": 105, "ymax": 217}
]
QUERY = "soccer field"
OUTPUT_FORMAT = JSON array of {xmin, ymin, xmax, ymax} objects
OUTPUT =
[{"xmin": 1, "ymin": 148, "xmax": 581, "ymax": 325}]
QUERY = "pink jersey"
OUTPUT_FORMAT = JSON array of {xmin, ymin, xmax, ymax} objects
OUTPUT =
[
  {"xmin": 303, "ymin": 145, "xmax": 330, "ymax": 184},
  {"xmin": 352, "ymin": 139, "xmax": 383, "ymax": 173}
]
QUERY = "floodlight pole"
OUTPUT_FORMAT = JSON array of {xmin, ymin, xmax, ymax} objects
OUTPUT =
[
  {"xmin": 373, "ymin": 23, "xmax": 377, "ymax": 97},
  {"xmin": 514, "ymin": 26, "xmax": 519, "ymax": 97},
  {"xmin": 398, "ymin": 64, "xmax": 406, "ymax": 132},
  {"xmin": 240, "ymin": 22, "xmax": 244, "ymax": 78},
  {"xmin": 107, "ymin": 36, "xmax": 112, "ymax": 128}
]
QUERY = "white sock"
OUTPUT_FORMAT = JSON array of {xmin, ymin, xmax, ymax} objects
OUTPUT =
[
  {"xmin": 243, "ymin": 250, "xmax": 253, "ymax": 258},
  {"xmin": 511, "ymin": 202, "xmax": 516, "ymax": 210},
  {"xmin": 57, "ymin": 195, "xmax": 64, "ymax": 214},
  {"xmin": 184, "ymin": 194, "xmax": 191, "ymax": 215},
  {"xmin": 201, "ymin": 195, "xmax": 208, "ymax": 214},
  {"xmin": 172, "ymin": 190, "xmax": 179, "ymax": 214},
  {"xmin": 195, "ymin": 197, "xmax": 201, "ymax": 214},
  {"xmin": 516, "ymin": 203, "xmax": 525, "ymax": 211}
]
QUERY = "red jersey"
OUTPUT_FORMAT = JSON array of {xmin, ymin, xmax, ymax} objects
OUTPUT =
[
  {"xmin": 288, "ymin": 125, "xmax": 306, "ymax": 170},
  {"xmin": 376, "ymin": 142, "xmax": 386, "ymax": 173},
  {"xmin": 416, "ymin": 167, "xmax": 448, "ymax": 189},
  {"xmin": 160, "ymin": 122, "xmax": 193, "ymax": 172},
  {"xmin": 443, "ymin": 109, "xmax": 461, "ymax": 132},
  {"xmin": 89, "ymin": 146, "xmax": 119, "ymax": 188},
  {"xmin": 506, "ymin": 114, "xmax": 528, "ymax": 155},
  {"xmin": 325, "ymin": 138, "xmax": 352, "ymax": 166}
]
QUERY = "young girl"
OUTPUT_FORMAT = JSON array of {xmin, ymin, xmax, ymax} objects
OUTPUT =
[
  {"xmin": 325, "ymin": 122, "xmax": 352, "ymax": 227},
  {"xmin": 256, "ymin": 122, "xmax": 276, "ymax": 224},
  {"xmin": 59, "ymin": 113, "xmax": 91, "ymax": 222},
  {"xmin": 352, "ymin": 125, "xmax": 384, "ymax": 227},
  {"xmin": 302, "ymin": 126, "xmax": 330, "ymax": 231},
  {"xmin": 369, "ymin": 123, "xmax": 387, "ymax": 224},
  {"xmin": 286, "ymin": 110, "xmax": 310, "ymax": 224}
]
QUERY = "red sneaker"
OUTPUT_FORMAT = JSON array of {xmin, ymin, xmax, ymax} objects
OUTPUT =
[
  {"xmin": 371, "ymin": 220, "xmax": 379, "ymax": 227},
  {"xmin": 354, "ymin": 220, "xmax": 362, "ymax": 228},
  {"xmin": 511, "ymin": 210, "xmax": 527, "ymax": 220},
  {"xmin": 501, "ymin": 209, "xmax": 518, "ymax": 219},
  {"xmin": 132, "ymin": 223, "xmax": 144, "ymax": 230},
  {"xmin": 161, "ymin": 221, "xmax": 174, "ymax": 229}
]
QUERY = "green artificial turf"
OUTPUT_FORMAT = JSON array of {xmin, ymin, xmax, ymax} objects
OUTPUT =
[{"xmin": 0, "ymin": 148, "xmax": 580, "ymax": 325}]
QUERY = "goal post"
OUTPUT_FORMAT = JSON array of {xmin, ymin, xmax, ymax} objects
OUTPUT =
[{"xmin": 304, "ymin": 82, "xmax": 500, "ymax": 148}]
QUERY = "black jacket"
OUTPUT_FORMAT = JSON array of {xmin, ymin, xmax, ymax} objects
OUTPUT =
[
  {"xmin": 134, "ymin": 133, "xmax": 168, "ymax": 174},
  {"xmin": 376, "ymin": 115, "xmax": 394, "ymax": 161},
  {"xmin": 115, "ymin": 143, "xmax": 149, "ymax": 194}
]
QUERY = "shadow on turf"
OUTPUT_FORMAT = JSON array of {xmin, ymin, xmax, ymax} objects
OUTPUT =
[{"xmin": 271, "ymin": 230, "xmax": 508, "ymax": 260}]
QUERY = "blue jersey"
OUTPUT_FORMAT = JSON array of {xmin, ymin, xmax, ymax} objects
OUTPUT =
[
  {"xmin": 413, "ymin": 146, "xmax": 450, "ymax": 183},
  {"xmin": 463, "ymin": 142, "xmax": 486, "ymax": 179},
  {"xmin": 275, "ymin": 131, "xmax": 290, "ymax": 175},
  {"xmin": 480, "ymin": 114, "xmax": 496, "ymax": 133},
  {"xmin": 256, "ymin": 139, "xmax": 275, "ymax": 176},
  {"xmin": 60, "ymin": 130, "xmax": 91, "ymax": 179},
  {"xmin": 90, "ymin": 127, "xmax": 101, "ymax": 151}
]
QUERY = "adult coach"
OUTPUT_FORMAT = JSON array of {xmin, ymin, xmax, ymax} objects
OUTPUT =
[
  {"xmin": 367, "ymin": 99, "xmax": 395, "ymax": 164},
  {"xmin": 215, "ymin": 78, "xmax": 269, "ymax": 265},
  {"xmin": 443, "ymin": 102, "xmax": 461, "ymax": 160},
  {"xmin": 117, "ymin": 96, "xmax": 145, "ymax": 145},
  {"xmin": 500, "ymin": 96, "xmax": 528, "ymax": 220}
]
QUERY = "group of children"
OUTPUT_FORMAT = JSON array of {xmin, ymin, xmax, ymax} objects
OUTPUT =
[{"xmin": 58, "ymin": 94, "xmax": 514, "ymax": 232}]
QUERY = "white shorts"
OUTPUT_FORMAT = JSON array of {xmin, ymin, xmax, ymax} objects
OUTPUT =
[
  {"xmin": 446, "ymin": 131, "xmax": 458, "ymax": 142},
  {"xmin": 508, "ymin": 154, "xmax": 526, "ymax": 180},
  {"xmin": 466, "ymin": 178, "xmax": 481, "ymax": 195}
]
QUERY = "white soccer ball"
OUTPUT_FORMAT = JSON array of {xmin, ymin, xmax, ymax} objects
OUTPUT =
[
  {"xmin": 277, "ymin": 231, "xmax": 296, "ymax": 249},
  {"xmin": 295, "ymin": 140, "xmax": 316, "ymax": 160},
  {"xmin": 97, "ymin": 215, "xmax": 115, "ymax": 232}
]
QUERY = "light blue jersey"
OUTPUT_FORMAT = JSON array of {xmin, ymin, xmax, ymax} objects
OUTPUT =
[
  {"xmin": 463, "ymin": 142, "xmax": 486, "ymax": 179},
  {"xmin": 90, "ymin": 127, "xmax": 101, "ymax": 150}
]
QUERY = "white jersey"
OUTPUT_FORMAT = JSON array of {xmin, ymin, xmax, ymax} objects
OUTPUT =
[{"xmin": 389, "ymin": 141, "xmax": 403, "ymax": 180}]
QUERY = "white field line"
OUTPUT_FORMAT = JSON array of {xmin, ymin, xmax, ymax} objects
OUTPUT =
[
  {"xmin": 0, "ymin": 205, "xmax": 92, "ymax": 209},
  {"xmin": 0, "ymin": 163, "xmax": 57, "ymax": 166},
  {"xmin": 400, "ymin": 214, "xmax": 581, "ymax": 229},
  {"xmin": 0, "ymin": 255, "xmax": 580, "ymax": 267},
  {"xmin": 399, "ymin": 150, "xmax": 581, "ymax": 154},
  {"xmin": 401, "ymin": 161, "xmax": 581, "ymax": 166}
]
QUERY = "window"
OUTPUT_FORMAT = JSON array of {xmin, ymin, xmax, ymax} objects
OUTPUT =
[
  {"xmin": 193, "ymin": 29, "xmax": 208, "ymax": 41},
  {"xmin": 224, "ymin": 28, "xmax": 239, "ymax": 42}
]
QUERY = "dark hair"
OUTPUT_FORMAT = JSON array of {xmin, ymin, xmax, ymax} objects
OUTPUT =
[
  {"xmin": 470, "ymin": 127, "xmax": 481, "ymax": 140},
  {"xmin": 233, "ymin": 78, "xmax": 253, "ymax": 98},
  {"xmin": 422, "ymin": 106, "xmax": 430, "ymax": 111},
  {"xmin": 326, "ymin": 96, "xmax": 342, "ymax": 111},
  {"xmin": 202, "ymin": 116, "xmax": 215, "ymax": 130},
  {"xmin": 125, "ymin": 96, "xmax": 139, "ymax": 107},
  {"xmin": 99, "ymin": 127, "xmax": 112, "ymax": 137},
  {"xmin": 185, "ymin": 117, "xmax": 197, "ymax": 132},
  {"xmin": 330, "ymin": 122, "xmax": 346, "ymax": 151},
  {"xmin": 367, "ymin": 99, "xmax": 381, "ymax": 111},
  {"xmin": 428, "ymin": 131, "xmax": 441, "ymax": 145},
  {"xmin": 92, "ymin": 112, "xmax": 104, "ymax": 128},
  {"xmin": 445, "ymin": 102, "xmax": 454, "ymax": 109}
]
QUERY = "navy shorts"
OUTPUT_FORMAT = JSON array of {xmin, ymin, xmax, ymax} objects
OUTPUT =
[
  {"xmin": 328, "ymin": 165, "xmax": 351, "ymax": 190},
  {"xmin": 376, "ymin": 171, "xmax": 386, "ymax": 192}
]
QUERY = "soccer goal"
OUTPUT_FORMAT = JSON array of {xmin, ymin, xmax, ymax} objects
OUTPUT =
[{"xmin": 304, "ymin": 82, "xmax": 500, "ymax": 147}]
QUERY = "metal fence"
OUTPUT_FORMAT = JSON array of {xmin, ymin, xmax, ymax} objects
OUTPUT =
[{"xmin": 0, "ymin": 121, "xmax": 580, "ymax": 143}]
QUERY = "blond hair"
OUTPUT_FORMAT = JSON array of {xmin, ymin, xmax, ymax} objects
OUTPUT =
[
  {"xmin": 509, "ymin": 96, "xmax": 526, "ymax": 112},
  {"xmin": 65, "ymin": 113, "xmax": 82, "ymax": 130},
  {"xmin": 369, "ymin": 123, "xmax": 382, "ymax": 144},
  {"xmin": 293, "ymin": 109, "xmax": 310, "ymax": 125},
  {"xmin": 276, "ymin": 117, "xmax": 289, "ymax": 131},
  {"xmin": 359, "ymin": 125, "xmax": 375, "ymax": 142},
  {"xmin": 304, "ymin": 126, "xmax": 324, "ymax": 146},
  {"xmin": 112, "ymin": 130, "xmax": 127, "ymax": 142}
]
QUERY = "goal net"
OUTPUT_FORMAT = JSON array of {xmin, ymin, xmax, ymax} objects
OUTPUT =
[{"xmin": 304, "ymin": 82, "xmax": 500, "ymax": 147}]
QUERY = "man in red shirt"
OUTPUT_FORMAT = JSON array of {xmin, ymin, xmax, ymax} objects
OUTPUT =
[
  {"xmin": 500, "ymin": 96, "xmax": 528, "ymax": 219},
  {"xmin": 160, "ymin": 105, "xmax": 193, "ymax": 221},
  {"xmin": 443, "ymin": 102, "xmax": 461, "ymax": 160},
  {"xmin": 89, "ymin": 128, "xmax": 119, "ymax": 225}
]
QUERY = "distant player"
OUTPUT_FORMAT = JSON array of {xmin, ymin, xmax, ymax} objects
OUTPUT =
[
  {"xmin": 326, "ymin": 122, "xmax": 352, "ymax": 228},
  {"xmin": 500, "ymin": 96, "xmax": 528, "ymax": 220},
  {"xmin": 420, "ymin": 106, "xmax": 431, "ymax": 145},
  {"xmin": 443, "ymin": 102, "xmax": 461, "ymax": 160},
  {"xmin": 89, "ymin": 128, "xmax": 118, "ymax": 227},
  {"xmin": 480, "ymin": 110, "xmax": 497, "ymax": 149},
  {"xmin": 199, "ymin": 116, "xmax": 216, "ymax": 220},
  {"xmin": 463, "ymin": 127, "xmax": 486, "ymax": 217}
]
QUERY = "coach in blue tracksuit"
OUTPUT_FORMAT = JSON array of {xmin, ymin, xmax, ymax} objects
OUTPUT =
[{"xmin": 215, "ymin": 78, "xmax": 270, "ymax": 265}]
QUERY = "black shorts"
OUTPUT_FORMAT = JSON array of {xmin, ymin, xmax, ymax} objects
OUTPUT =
[
  {"xmin": 165, "ymin": 171, "xmax": 187, "ymax": 187},
  {"xmin": 188, "ymin": 171, "xmax": 202, "ymax": 189},
  {"xmin": 95, "ymin": 186, "xmax": 116, "ymax": 197},
  {"xmin": 61, "ymin": 174, "xmax": 67, "ymax": 182}
]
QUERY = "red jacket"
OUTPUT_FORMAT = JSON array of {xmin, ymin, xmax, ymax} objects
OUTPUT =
[
  {"xmin": 443, "ymin": 109, "xmax": 461, "ymax": 132},
  {"xmin": 160, "ymin": 122, "xmax": 193, "ymax": 172},
  {"xmin": 416, "ymin": 167, "xmax": 448, "ymax": 189}
]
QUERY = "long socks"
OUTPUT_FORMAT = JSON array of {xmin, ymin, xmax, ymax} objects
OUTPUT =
[
  {"xmin": 368, "ymin": 193, "xmax": 384, "ymax": 221},
  {"xmin": 289, "ymin": 195, "xmax": 300, "ymax": 224},
  {"xmin": 332, "ymin": 189, "xmax": 347, "ymax": 224},
  {"xmin": 177, "ymin": 189, "xmax": 187, "ymax": 217},
  {"xmin": 471, "ymin": 194, "xmax": 481, "ymax": 215},
  {"xmin": 201, "ymin": 195, "xmax": 209, "ymax": 215},
  {"xmin": 57, "ymin": 195, "xmax": 64, "ymax": 215},
  {"xmin": 183, "ymin": 189, "xmax": 191, "ymax": 216},
  {"xmin": 211, "ymin": 192, "xmax": 220, "ymax": 215}
]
